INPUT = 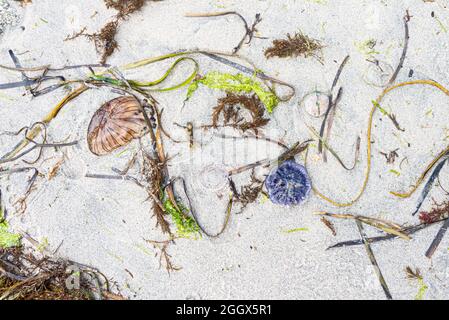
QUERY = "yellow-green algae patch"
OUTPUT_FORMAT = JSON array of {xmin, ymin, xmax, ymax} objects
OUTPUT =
[
  {"xmin": 186, "ymin": 71, "xmax": 279, "ymax": 113},
  {"xmin": 0, "ymin": 207, "xmax": 21, "ymax": 248}
]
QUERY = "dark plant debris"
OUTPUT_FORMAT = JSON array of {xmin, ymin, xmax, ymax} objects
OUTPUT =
[
  {"xmin": 327, "ymin": 217, "xmax": 448, "ymax": 250},
  {"xmin": 405, "ymin": 266, "xmax": 423, "ymax": 280},
  {"xmin": 380, "ymin": 149, "xmax": 399, "ymax": 164},
  {"xmin": 387, "ymin": 11, "xmax": 411, "ymax": 86},
  {"xmin": 237, "ymin": 170, "xmax": 264, "ymax": 212},
  {"xmin": 425, "ymin": 218, "xmax": 449, "ymax": 259},
  {"xmin": 356, "ymin": 220, "xmax": 393, "ymax": 300},
  {"xmin": 420, "ymin": 200, "xmax": 449, "ymax": 258},
  {"xmin": 104, "ymin": 0, "xmax": 148, "ymax": 18},
  {"xmin": 141, "ymin": 150, "xmax": 172, "ymax": 235},
  {"xmin": 419, "ymin": 200, "xmax": 449, "ymax": 224},
  {"xmin": 65, "ymin": 21, "xmax": 119, "ymax": 65},
  {"xmin": 204, "ymin": 93, "xmax": 269, "ymax": 134},
  {"xmin": 185, "ymin": 11, "xmax": 264, "ymax": 54},
  {"xmin": 66, "ymin": 0, "xmax": 159, "ymax": 64},
  {"xmin": 265, "ymin": 31, "xmax": 323, "ymax": 61},
  {"xmin": 318, "ymin": 55, "xmax": 349, "ymax": 159},
  {"xmin": 320, "ymin": 217, "xmax": 337, "ymax": 236},
  {"xmin": 146, "ymin": 239, "xmax": 181, "ymax": 274},
  {"xmin": 0, "ymin": 247, "xmax": 123, "ymax": 300}
]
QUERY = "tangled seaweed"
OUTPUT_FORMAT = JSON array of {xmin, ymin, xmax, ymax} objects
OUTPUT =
[
  {"xmin": 206, "ymin": 93, "xmax": 269, "ymax": 134},
  {"xmin": 66, "ymin": 0, "xmax": 160, "ymax": 64},
  {"xmin": 265, "ymin": 31, "xmax": 323, "ymax": 61},
  {"xmin": 0, "ymin": 247, "xmax": 122, "ymax": 300},
  {"xmin": 419, "ymin": 200, "xmax": 449, "ymax": 224}
]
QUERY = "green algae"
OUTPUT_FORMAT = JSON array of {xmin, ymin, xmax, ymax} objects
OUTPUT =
[
  {"xmin": 186, "ymin": 71, "xmax": 279, "ymax": 113},
  {"xmin": 0, "ymin": 208, "xmax": 21, "ymax": 249},
  {"xmin": 163, "ymin": 198, "xmax": 201, "ymax": 239}
]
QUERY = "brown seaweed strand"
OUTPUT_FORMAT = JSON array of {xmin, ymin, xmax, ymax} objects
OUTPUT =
[{"xmin": 356, "ymin": 220, "xmax": 393, "ymax": 300}]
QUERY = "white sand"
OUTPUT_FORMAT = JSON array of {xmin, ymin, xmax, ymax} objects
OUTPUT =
[{"xmin": 1, "ymin": 0, "xmax": 449, "ymax": 299}]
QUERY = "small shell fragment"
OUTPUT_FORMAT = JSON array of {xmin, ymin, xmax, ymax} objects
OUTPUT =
[{"xmin": 87, "ymin": 96, "xmax": 147, "ymax": 156}]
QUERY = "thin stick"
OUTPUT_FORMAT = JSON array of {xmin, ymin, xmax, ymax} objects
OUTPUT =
[
  {"xmin": 8, "ymin": 49, "xmax": 32, "ymax": 94},
  {"xmin": 315, "ymin": 211, "xmax": 409, "ymax": 240},
  {"xmin": 425, "ymin": 218, "xmax": 449, "ymax": 258},
  {"xmin": 216, "ymin": 133, "xmax": 288, "ymax": 149},
  {"xmin": 85, "ymin": 173, "xmax": 142, "ymax": 186},
  {"xmin": 318, "ymin": 55, "xmax": 350, "ymax": 153},
  {"xmin": 327, "ymin": 218, "xmax": 448, "ymax": 249},
  {"xmin": 308, "ymin": 79, "xmax": 449, "ymax": 207},
  {"xmin": 0, "ymin": 62, "xmax": 107, "ymax": 73},
  {"xmin": 0, "ymin": 141, "xmax": 77, "ymax": 165},
  {"xmin": 356, "ymin": 220, "xmax": 393, "ymax": 300},
  {"xmin": 0, "ymin": 85, "xmax": 88, "ymax": 162},
  {"xmin": 185, "ymin": 11, "xmax": 262, "ymax": 54},
  {"xmin": 228, "ymin": 140, "xmax": 310, "ymax": 176},
  {"xmin": 307, "ymin": 124, "xmax": 360, "ymax": 171},
  {"xmin": 412, "ymin": 156, "xmax": 449, "ymax": 215},
  {"xmin": 322, "ymin": 87, "xmax": 343, "ymax": 162},
  {"xmin": 387, "ymin": 14, "xmax": 410, "ymax": 86}
]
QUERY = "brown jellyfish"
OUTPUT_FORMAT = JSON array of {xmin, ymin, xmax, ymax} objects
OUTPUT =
[{"xmin": 87, "ymin": 96, "xmax": 147, "ymax": 156}]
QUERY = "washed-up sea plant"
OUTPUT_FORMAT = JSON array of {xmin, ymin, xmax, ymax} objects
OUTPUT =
[
  {"xmin": 186, "ymin": 71, "xmax": 279, "ymax": 113},
  {"xmin": 265, "ymin": 31, "xmax": 323, "ymax": 61},
  {"xmin": 0, "ymin": 47, "xmax": 295, "ymax": 271},
  {"xmin": 0, "ymin": 192, "xmax": 21, "ymax": 249}
]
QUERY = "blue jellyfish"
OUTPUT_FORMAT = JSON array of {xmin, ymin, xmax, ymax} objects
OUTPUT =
[{"xmin": 265, "ymin": 160, "xmax": 312, "ymax": 206}]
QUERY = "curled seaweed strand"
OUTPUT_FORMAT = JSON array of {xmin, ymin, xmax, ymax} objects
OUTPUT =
[
  {"xmin": 308, "ymin": 79, "xmax": 449, "ymax": 207},
  {"xmin": 169, "ymin": 177, "xmax": 234, "ymax": 238}
]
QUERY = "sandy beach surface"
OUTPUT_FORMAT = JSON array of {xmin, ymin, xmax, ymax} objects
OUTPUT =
[{"xmin": 1, "ymin": 0, "xmax": 449, "ymax": 300}]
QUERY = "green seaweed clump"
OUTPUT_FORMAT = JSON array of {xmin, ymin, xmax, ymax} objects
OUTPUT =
[
  {"xmin": 186, "ymin": 72, "xmax": 279, "ymax": 113},
  {"xmin": 163, "ymin": 198, "xmax": 201, "ymax": 239},
  {"xmin": 0, "ymin": 208, "xmax": 21, "ymax": 249}
]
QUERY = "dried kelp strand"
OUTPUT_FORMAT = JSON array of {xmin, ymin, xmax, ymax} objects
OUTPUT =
[
  {"xmin": 87, "ymin": 96, "xmax": 147, "ymax": 156},
  {"xmin": 316, "ymin": 211, "xmax": 409, "ymax": 240},
  {"xmin": 185, "ymin": 11, "xmax": 263, "ymax": 54},
  {"xmin": 89, "ymin": 57, "xmax": 199, "ymax": 96},
  {"xmin": 265, "ymin": 160, "xmax": 311, "ymax": 206},
  {"xmin": 319, "ymin": 55, "xmax": 349, "ymax": 155},
  {"xmin": 425, "ymin": 218, "xmax": 449, "ymax": 258},
  {"xmin": 327, "ymin": 218, "xmax": 448, "ymax": 250},
  {"xmin": 99, "ymin": 50, "xmax": 295, "ymax": 101},
  {"xmin": 8, "ymin": 49, "xmax": 32, "ymax": 94},
  {"xmin": 228, "ymin": 140, "xmax": 310, "ymax": 176},
  {"xmin": 307, "ymin": 125, "xmax": 360, "ymax": 171},
  {"xmin": 387, "ymin": 13, "xmax": 410, "ymax": 86},
  {"xmin": 1, "ymin": 85, "xmax": 88, "ymax": 163},
  {"xmin": 412, "ymin": 156, "xmax": 449, "ymax": 216},
  {"xmin": 356, "ymin": 220, "xmax": 393, "ymax": 300},
  {"xmin": 308, "ymin": 79, "xmax": 449, "ymax": 208}
]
